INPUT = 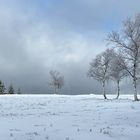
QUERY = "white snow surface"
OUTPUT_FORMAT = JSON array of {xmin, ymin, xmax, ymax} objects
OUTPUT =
[{"xmin": 0, "ymin": 94, "xmax": 140, "ymax": 140}]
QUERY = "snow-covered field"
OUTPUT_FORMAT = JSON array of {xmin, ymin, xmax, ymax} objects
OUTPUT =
[{"xmin": 0, "ymin": 94, "xmax": 140, "ymax": 140}]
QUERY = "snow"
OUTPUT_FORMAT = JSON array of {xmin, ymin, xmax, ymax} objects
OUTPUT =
[{"xmin": 0, "ymin": 94, "xmax": 140, "ymax": 140}]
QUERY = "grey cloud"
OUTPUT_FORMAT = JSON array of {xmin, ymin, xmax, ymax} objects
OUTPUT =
[{"xmin": 0, "ymin": 0, "xmax": 140, "ymax": 94}]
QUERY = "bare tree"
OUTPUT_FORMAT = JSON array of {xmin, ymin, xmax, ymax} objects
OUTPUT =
[
  {"xmin": 109, "ymin": 52, "xmax": 127, "ymax": 99},
  {"xmin": 88, "ymin": 49, "xmax": 114, "ymax": 99},
  {"xmin": 49, "ymin": 70, "xmax": 64, "ymax": 94},
  {"xmin": 107, "ymin": 14, "xmax": 140, "ymax": 101}
]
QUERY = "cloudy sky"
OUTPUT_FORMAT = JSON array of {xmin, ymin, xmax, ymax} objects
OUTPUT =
[{"xmin": 0, "ymin": 0, "xmax": 140, "ymax": 94}]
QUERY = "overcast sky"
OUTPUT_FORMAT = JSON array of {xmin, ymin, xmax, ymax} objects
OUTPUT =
[{"xmin": 0, "ymin": 0, "xmax": 140, "ymax": 94}]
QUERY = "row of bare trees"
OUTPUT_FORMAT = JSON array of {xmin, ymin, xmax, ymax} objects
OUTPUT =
[
  {"xmin": 48, "ymin": 14, "xmax": 140, "ymax": 101},
  {"xmin": 88, "ymin": 13, "xmax": 140, "ymax": 101}
]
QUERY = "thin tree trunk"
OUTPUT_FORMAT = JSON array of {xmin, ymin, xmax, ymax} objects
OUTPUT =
[
  {"xmin": 102, "ymin": 81, "xmax": 107, "ymax": 99},
  {"xmin": 54, "ymin": 86, "xmax": 57, "ymax": 94},
  {"xmin": 116, "ymin": 80, "xmax": 120, "ymax": 99},
  {"xmin": 133, "ymin": 78, "xmax": 139, "ymax": 101},
  {"xmin": 133, "ymin": 63, "xmax": 139, "ymax": 101}
]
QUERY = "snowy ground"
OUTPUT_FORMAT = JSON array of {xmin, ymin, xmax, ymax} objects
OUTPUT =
[{"xmin": 0, "ymin": 94, "xmax": 140, "ymax": 140}]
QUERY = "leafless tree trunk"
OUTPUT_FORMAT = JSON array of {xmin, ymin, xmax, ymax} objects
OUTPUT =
[
  {"xmin": 54, "ymin": 86, "xmax": 57, "ymax": 94},
  {"xmin": 133, "ymin": 76, "xmax": 139, "ymax": 101},
  {"xmin": 102, "ymin": 81, "xmax": 107, "ymax": 99},
  {"xmin": 116, "ymin": 80, "xmax": 120, "ymax": 99}
]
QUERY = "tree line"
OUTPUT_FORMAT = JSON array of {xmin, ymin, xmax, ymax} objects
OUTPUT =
[{"xmin": 0, "ymin": 81, "xmax": 21, "ymax": 95}]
